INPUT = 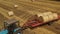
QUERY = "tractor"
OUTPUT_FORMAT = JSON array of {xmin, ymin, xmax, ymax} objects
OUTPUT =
[{"xmin": 0, "ymin": 19, "xmax": 22, "ymax": 34}]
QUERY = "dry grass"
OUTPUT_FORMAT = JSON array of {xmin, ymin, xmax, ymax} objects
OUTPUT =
[{"xmin": 0, "ymin": 0, "xmax": 60, "ymax": 34}]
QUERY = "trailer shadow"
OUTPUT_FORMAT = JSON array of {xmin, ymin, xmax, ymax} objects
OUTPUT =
[{"xmin": 30, "ymin": 20, "xmax": 60, "ymax": 34}]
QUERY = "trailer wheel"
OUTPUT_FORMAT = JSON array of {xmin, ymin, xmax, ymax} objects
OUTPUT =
[{"xmin": 47, "ymin": 22, "xmax": 52, "ymax": 25}]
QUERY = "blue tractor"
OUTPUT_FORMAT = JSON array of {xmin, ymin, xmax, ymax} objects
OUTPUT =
[{"xmin": 0, "ymin": 19, "xmax": 22, "ymax": 34}]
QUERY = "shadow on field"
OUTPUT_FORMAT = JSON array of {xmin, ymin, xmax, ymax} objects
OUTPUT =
[
  {"xmin": 30, "ymin": 20, "xmax": 60, "ymax": 34},
  {"xmin": 41, "ymin": 22, "xmax": 60, "ymax": 34}
]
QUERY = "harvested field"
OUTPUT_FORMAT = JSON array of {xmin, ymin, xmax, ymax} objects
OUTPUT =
[{"xmin": 0, "ymin": 0, "xmax": 60, "ymax": 34}]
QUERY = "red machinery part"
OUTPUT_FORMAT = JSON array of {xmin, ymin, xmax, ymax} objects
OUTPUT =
[
  {"xmin": 23, "ymin": 19, "xmax": 43, "ymax": 28},
  {"xmin": 58, "ymin": 15, "xmax": 60, "ymax": 19}
]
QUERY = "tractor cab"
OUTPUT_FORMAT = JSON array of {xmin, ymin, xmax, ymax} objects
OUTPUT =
[
  {"xmin": 0, "ymin": 19, "xmax": 21, "ymax": 34},
  {"xmin": 4, "ymin": 19, "xmax": 20, "ymax": 29}
]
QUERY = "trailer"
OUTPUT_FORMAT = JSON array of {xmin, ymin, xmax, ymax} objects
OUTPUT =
[{"xmin": 22, "ymin": 12, "xmax": 60, "ymax": 28}]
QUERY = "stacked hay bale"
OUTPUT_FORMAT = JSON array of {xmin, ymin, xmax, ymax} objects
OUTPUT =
[{"xmin": 36, "ymin": 12, "xmax": 58, "ymax": 23}]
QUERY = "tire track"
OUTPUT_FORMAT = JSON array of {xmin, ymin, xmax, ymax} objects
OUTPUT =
[
  {"xmin": 0, "ymin": 0, "xmax": 60, "ymax": 34},
  {"xmin": 15, "ymin": 0, "xmax": 60, "ymax": 10},
  {"xmin": 0, "ymin": 3, "xmax": 33, "ymax": 20},
  {"xmin": 0, "ymin": 1, "xmax": 34, "ymax": 20},
  {"xmin": 36, "ymin": 0, "xmax": 60, "ymax": 5},
  {"xmin": 4, "ymin": 0, "xmax": 60, "ymax": 13}
]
